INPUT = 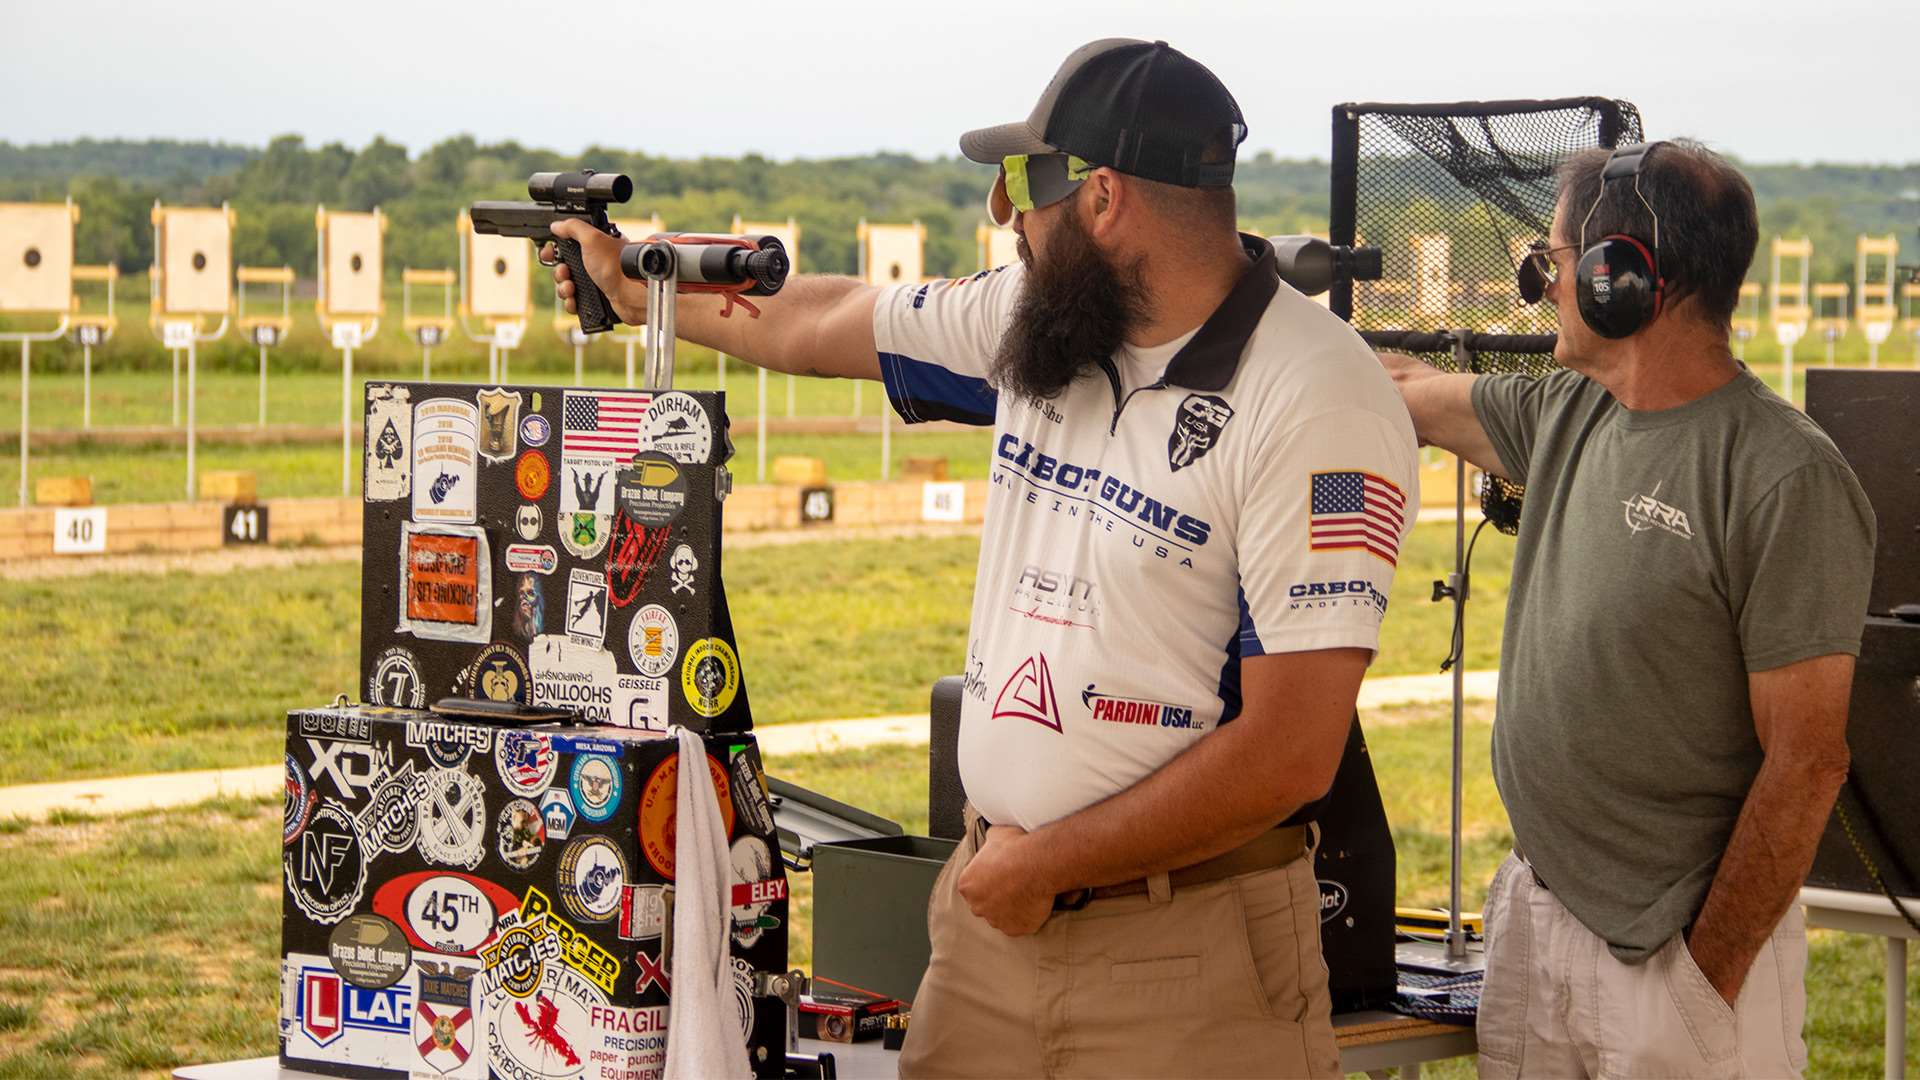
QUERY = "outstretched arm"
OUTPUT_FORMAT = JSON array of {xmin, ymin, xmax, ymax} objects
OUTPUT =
[
  {"xmin": 1376, "ymin": 351, "xmax": 1514, "ymax": 479},
  {"xmin": 547, "ymin": 219, "xmax": 882, "ymax": 381}
]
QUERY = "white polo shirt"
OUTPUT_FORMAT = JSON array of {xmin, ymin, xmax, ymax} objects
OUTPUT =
[{"xmin": 876, "ymin": 236, "xmax": 1419, "ymax": 830}]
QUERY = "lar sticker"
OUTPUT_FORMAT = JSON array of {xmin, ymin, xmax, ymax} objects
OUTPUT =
[{"xmin": 398, "ymin": 523, "xmax": 491, "ymax": 644}]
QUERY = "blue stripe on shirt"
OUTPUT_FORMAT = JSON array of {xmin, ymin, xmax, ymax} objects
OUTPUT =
[{"xmin": 878, "ymin": 352, "xmax": 998, "ymax": 427}]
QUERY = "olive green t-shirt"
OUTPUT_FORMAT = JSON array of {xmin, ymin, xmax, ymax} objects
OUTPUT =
[{"xmin": 1472, "ymin": 367, "xmax": 1874, "ymax": 964}]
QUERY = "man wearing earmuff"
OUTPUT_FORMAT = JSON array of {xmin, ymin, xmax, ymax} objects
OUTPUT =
[{"xmin": 1380, "ymin": 140, "xmax": 1874, "ymax": 1077}]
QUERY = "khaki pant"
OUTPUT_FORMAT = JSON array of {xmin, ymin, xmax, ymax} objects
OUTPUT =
[
  {"xmin": 1478, "ymin": 852, "xmax": 1809, "ymax": 1079},
  {"xmin": 899, "ymin": 811, "xmax": 1338, "ymax": 1079}
]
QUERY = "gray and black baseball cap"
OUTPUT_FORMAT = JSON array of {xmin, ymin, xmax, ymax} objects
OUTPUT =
[{"xmin": 959, "ymin": 38, "xmax": 1247, "ymax": 188}]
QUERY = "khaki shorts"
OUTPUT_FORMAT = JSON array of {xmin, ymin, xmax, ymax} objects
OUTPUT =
[
  {"xmin": 899, "ymin": 811, "xmax": 1339, "ymax": 1079},
  {"xmin": 1477, "ymin": 852, "xmax": 1809, "ymax": 1079}
]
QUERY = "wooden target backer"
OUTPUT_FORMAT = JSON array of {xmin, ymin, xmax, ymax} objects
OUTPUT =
[
  {"xmin": 0, "ymin": 203, "xmax": 74, "ymax": 313},
  {"xmin": 467, "ymin": 230, "xmax": 530, "ymax": 318},
  {"xmin": 159, "ymin": 208, "xmax": 232, "ymax": 315},
  {"xmin": 861, "ymin": 223, "xmax": 924, "ymax": 286},
  {"xmin": 324, "ymin": 211, "xmax": 384, "ymax": 316}
]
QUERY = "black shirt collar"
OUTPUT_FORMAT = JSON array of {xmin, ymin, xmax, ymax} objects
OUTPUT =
[{"xmin": 1161, "ymin": 233, "xmax": 1280, "ymax": 392}]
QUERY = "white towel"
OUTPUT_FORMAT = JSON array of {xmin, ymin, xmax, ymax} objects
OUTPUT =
[{"xmin": 664, "ymin": 726, "xmax": 753, "ymax": 1080}]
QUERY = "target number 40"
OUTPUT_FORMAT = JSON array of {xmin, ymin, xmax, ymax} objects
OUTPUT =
[
  {"xmin": 223, "ymin": 505, "xmax": 270, "ymax": 545},
  {"xmin": 53, "ymin": 508, "xmax": 108, "ymax": 555}
]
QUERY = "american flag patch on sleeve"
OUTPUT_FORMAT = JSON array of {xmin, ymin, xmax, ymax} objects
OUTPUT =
[{"xmin": 1309, "ymin": 470, "xmax": 1406, "ymax": 564}]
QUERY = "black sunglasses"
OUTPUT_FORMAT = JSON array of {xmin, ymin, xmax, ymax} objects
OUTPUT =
[{"xmin": 1517, "ymin": 240, "xmax": 1579, "ymax": 304}]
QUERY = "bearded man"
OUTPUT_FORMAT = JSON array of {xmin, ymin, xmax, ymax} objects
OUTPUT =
[{"xmin": 550, "ymin": 39, "xmax": 1418, "ymax": 1077}]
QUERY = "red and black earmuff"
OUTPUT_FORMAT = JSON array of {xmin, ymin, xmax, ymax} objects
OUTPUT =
[{"xmin": 1573, "ymin": 141, "xmax": 1667, "ymax": 339}]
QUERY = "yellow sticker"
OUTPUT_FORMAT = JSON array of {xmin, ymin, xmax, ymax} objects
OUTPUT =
[{"xmin": 680, "ymin": 638, "xmax": 740, "ymax": 718}]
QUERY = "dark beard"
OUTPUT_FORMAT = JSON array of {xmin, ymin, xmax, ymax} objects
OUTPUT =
[{"xmin": 990, "ymin": 207, "xmax": 1148, "ymax": 404}]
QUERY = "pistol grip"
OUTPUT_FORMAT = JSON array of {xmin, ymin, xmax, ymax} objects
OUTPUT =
[{"xmin": 559, "ymin": 238, "xmax": 616, "ymax": 334}]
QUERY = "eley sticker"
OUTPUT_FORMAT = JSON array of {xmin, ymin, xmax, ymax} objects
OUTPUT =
[
  {"xmin": 365, "ymin": 384, "xmax": 412, "ymax": 502},
  {"xmin": 528, "ymin": 635, "xmax": 617, "ymax": 724},
  {"xmin": 640, "ymin": 391, "xmax": 713, "ymax": 464},
  {"xmin": 398, "ymin": 523, "xmax": 492, "ymax": 644},
  {"xmin": 412, "ymin": 398, "xmax": 479, "ymax": 524}
]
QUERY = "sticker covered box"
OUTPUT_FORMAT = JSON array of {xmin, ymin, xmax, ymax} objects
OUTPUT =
[{"xmin": 281, "ymin": 704, "xmax": 789, "ymax": 1079}]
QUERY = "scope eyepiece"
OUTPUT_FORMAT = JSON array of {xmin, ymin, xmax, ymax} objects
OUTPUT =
[{"xmin": 528, "ymin": 169, "xmax": 633, "ymax": 206}]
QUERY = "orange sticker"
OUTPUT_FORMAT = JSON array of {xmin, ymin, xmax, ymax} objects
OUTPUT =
[
  {"xmin": 405, "ymin": 531, "xmax": 482, "ymax": 625},
  {"xmin": 516, "ymin": 450, "xmax": 550, "ymax": 500},
  {"xmin": 637, "ymin": 751, "xmax": 734, "ymax": 880}
]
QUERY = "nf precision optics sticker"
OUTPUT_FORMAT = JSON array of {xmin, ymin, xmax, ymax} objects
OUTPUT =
[
  {"xmin": 398, "ymin": 523, "xmax": 492, "ymax": 644},
  {"xmin": 365, "ymin": 384, "xmax": 412, "ymax": 502},
  {"xmin": 412, "ymin": 398, "xmax": 479, "ymax": 524},
  {"xmin": 286, "ymin": 800, "xmax": 369, "ymax": 926}
]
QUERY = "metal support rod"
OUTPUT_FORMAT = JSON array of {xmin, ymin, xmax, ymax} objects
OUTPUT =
[
  {"xmin": 341, "ymin": 346, "xmax": 354, "ymax": 497},
  {"xmin": 185, "ymin": 341, "xmax": 198, "ymax": 501},
  {"xmin": 1445, "ymin": 332, "xmax": 1471, "ymax": 960},
  {"xmin": 82, "ymin": 343, "xmax": 92, "ymax": 429},
  {"xmin": 17, "ymin": 339, "xmax": 27, "ymax": 507},
  {"xmin": 643, "ymin": 268, "xmax": 678, "ymax": 389},
  {"xmin": 171, "ymin": 348, "xmax": 180, "ymax": 426},
  {"xmin": 1888, "ymin": 937, "xmax": 1908, "ymax": 1080},
  {"xmin": 757, "ymin": 367, "xmax": 768, "ymax": 483},
  {"xmin": 258, "ymin": 343, "xmax": 269, "ymax": 427},
  {"xmin": 422, "ymin": 346, "xmax": 432, "ymax": 382},
  {"xmin": 624, "ymin": 339, "xmax": 637, "ymax": 389}
]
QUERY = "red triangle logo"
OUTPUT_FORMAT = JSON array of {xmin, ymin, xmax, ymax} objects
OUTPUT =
[{"xmin": 993, "ymin": 653, "xmax": 1062, "ymax": 732}]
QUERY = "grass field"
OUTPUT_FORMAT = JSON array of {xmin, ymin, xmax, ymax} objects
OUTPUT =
[
  {"xmin": 0, "ymin": 521, "xmax": 1511, "ymax": 785},
  {"xmin": 0, "ymin": 717, "xmax": 1913, "ymax": 1078}
]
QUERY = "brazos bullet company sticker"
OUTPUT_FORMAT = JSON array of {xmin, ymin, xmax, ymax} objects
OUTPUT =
[
  {"xmin": 681, "ymin": 637, "xmax": 741, "ymax": 718},
  {"xmin": 327, "ymin": 913, "xmax": 412, "ymax": 990},
  {"xmin": 636, "ymin": 752, "xmax": 733, "ymax": 879},
  {"xmin": 615, "ymin": 452, "xmax": 686, "ymax": 527}
]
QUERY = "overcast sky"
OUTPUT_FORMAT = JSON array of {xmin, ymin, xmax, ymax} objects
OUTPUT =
[{"xmin": 5, "ymin": 0, "xmax": 1914, "ymax": 166}]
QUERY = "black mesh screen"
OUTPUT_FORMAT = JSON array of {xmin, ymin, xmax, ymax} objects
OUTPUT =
[{"xmin": 1329, "ymin": 99, "xmax": 1642, "ymax": 531}]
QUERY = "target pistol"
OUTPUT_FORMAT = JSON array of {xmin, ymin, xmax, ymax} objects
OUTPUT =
[{"xmin": 470, "ymin": 170, "xmax": 632, "ymax": 334}]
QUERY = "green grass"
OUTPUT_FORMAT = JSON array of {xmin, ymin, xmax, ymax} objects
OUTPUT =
[
  {"xmin": 0, "ymin": 523, "xmax": 1495, "ymax": 785},
  {"xmin": 0, "ymin": 723, "xmax": 1913, "ymax": 1077}
]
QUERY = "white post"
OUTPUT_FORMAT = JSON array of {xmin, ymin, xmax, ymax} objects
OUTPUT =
[
  {"xmin": 17, "ymin": 339, "xmax": 27, "ymax": 507},
  {"xmin": 185, "ymin": 340, "xmax": 197, "ymax": 501},
  {"xmin": 786, "ymin": 373, "xmax": 795, "ymax": 418},
  {"xmin": 624, "ymin": 339, "xmax": 636, "ymax": 389},
  {"xmin": 171, "ymin": 348, "xmax": 180, "ymax": 426},
  {"xmin": 489, "ymin": 342, "xmax": 499, "ymax": 383},
  {"xmin": 756, "ymin": 366, "xmax": 768, "ymax": 483},
  {"xmin": 82, "ymin": 343, "xmax": 92, "ymax": 429},
  {"xmin": 1889, "ymin": 937, "xmax": 1908, "ymax": 1080},
  {"xmin": 258, "ymin": 342, "xmax": 269, "ymax": 427},
  {"xmin": 341, "ymin": 346, "xmax": 354, "ymax": 497},
  {"xmin": 501, "ymin": 348, "xmax": 510, "ymax": 383},
  {"xmin": 1783, "ymin": 344, "xmax": 1795, "ymax": 404},
  {"xmin": 716, "ymin": 351, "xmax": 726, "ymax": 391},
  {"xmin": 880, "ymin": 402, "xmax": 891, "ymax": 481},
  {"xmin": 574, "ymin": 343, "xmax": 584, "ymax": 386},
  {"xmin": 853, "ymin": 381, "xmax": 862, "ymax": 417},
  {"xmin": 1869, "ymin": 340, "xmax": 1880, "ymax": 369},
  {"xmin": 422, "ymin": 345, "xmax": 432, "ymax": 382}
]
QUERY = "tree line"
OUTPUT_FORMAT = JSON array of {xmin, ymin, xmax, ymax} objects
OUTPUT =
[{"xmin": 0, "ymin": 136, "xmax": 1911, "ymax": 286}]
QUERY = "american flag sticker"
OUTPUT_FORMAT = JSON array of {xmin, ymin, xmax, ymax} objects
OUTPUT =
[
  {"xmin": 563, "ymin": 390, "xmax": 651, "ymax": 458},
  {"xmin": 1309, "ymin": 470, "xmax": 1406, "ymax": 565}
]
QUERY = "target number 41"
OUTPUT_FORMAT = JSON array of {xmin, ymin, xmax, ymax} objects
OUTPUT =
[{"xmin": 223, "ymin": 505, "xmax": 269, "ymax": 546}]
